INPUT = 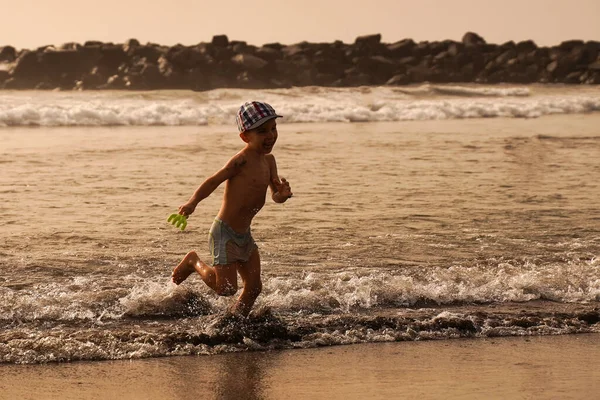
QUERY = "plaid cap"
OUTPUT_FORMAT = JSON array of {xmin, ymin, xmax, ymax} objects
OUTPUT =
[{"xmin": 236, "ymin": 101, "xmax": 282, "ymax": 133}]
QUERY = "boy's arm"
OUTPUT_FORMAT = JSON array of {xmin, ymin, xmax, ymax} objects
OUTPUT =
[
  {"xmin": 179, "ymin": 154, "xmax": 246, "ymax": 215},
  {"xmin": 267, "ymin": 154, "xmax": 293, "ymax": 203}
]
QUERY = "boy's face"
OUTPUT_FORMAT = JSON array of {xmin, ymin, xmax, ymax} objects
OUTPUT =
[{"xmin": 241, "ymin": 118, "xmax": 278, "ymax": 154}]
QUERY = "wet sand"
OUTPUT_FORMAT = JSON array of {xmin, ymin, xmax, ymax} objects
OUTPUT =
[{"xmin": 1, "ymin": 334, "xmax": 598, "ymax": 400}]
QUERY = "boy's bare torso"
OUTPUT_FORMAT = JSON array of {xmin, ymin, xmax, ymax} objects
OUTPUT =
[{"xmin": 217, "ymin": 149, "xmax": 274, "ymax": 233}]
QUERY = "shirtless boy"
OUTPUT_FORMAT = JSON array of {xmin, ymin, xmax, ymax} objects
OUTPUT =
[{"xmin": 171, "ymin": 101, "xmax": 292, "ymax": 317}]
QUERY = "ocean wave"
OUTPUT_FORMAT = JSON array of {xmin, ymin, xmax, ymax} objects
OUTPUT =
[
  {"xmin": 398, "ymin": 84, "xmax": 531, "ymax": 97},
  {"xmin": 1, "ymin": 258, "xmax": 599, "ymax": 363},
  {"xmin": 0, "ymin": 86, "xmax": 599, "ymax": 127},
  {"xmin": 2, "ymin": 259, "xmax": 598, "ymax": 325},
  {"xmin": 1, "ymin": 305, "xmax": 598, "ymax": 364}
]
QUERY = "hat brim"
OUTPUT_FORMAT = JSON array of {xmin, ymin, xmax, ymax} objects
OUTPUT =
[{"xmin": 243, "ymin": 115, "xmax": 282, "ymax": 132}]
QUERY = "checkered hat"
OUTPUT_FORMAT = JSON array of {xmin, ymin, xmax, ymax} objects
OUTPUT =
[{"xmin": 236, "ymin": 101, "xmax": 282, "ymax": 133}]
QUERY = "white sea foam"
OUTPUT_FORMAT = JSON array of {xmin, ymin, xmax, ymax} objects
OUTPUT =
[
  {"xmin": 1, "ymin": 85, "xmax": 599, "ymax": 127},
  {"xmin": 1, "ymin": 259, "xmax": 598, "ymax": 364},
  {"xmin": 259, "ymin": 258, "xmax": 600, "ymax": 312},
  {"xmin": 1, "ymin": 258, "xmax": 597, "ymax": 324}
]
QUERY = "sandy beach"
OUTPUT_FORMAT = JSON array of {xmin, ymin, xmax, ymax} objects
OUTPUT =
[{"xmin": 1, "ymin": 334, "xmax": 599, "ymax": 399}]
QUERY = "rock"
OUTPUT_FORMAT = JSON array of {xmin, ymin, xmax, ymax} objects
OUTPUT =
[
  {"xmin": 128, "ymin": 44, "xmax": 165, "ymax": 63},
  {"xmin": 1, "ymin": 34, "xmax": 600, "ymax": 90},
  {"xmin": 158, "ymin": 55, "xmax": 173, "ymax": 75},
  {"xmin": 212, "ymin": 46, "xmax": 235, "ymax": 62},
  {"xmin": 99, "ymin": 74, "xmax": 126, "ymax": 89},
  {"xmin": 495, "ymin": 49, "xmax": 517, "ymax": 65},
  {"xmin": 564, "ymin": 71, "xmax": 583, "ymax": 83},
  {"xmin": 182, "ymin": 67, "xmax": 210, "ymax": 91},
  {"xmin": 433, "ymin": 50, "xmax": 450, "ymax": 63},
  {"xmin": 273, "ymin": 59, "xmax": 300, "ymax": 77},
  {"xmin": 459, "ymin": 63, "xmax": 476, "ymax": 81},
  {"xmin": 212, "ymin": 35, "xmax": 229, "ymax": 47},
  {"xmin": 584, "ymin": 71, "xmax": 600, "ymax": 83},
  {"xmin": 166, "ymin": 45, "xmax": 207, "ymax": 70},
  {"xmin": 387, "ymin": 39, "xmax": 415, "ymax": 58},
  {"xmin": 413, "ymin": 41, "xmax": 434, "ymax": 57},
  {"xmin": 516, "ymin": 40, "xmax": 537, "ymax": 53},
  {"xmin": 354, "ymin": 34, "xmax": 387, "ymax": 56},
  {"xmin": 34, "ymin": 81, "xmax": 56, "ymax": 90},
  {"xmin": 255, "ymin": 46, "xmax": 281, "ymax": 62},
  {"xmin": 282, "ymin": 43, "xmax": 308, "ymax": 58},
  {"xmin": 236, "ymin": 70, "xmax": 271, "ymax": 89},
  {"xmin": 125, "ymin": 61, "xmax": 164, "ymax": 89},
  {"xmin": 407, "ymin": 64, "xmax": 433, "ymax": 82},
  {"xmin": 341, "ymin": 68, "xmax": 372, "ymax": 86},
  {"xmin": 447, "ymin": 42, "xmax": 464, "ymax": 57},
  {"xmin": 231, "ymin": 41, "xmax": 249, "ymax": 53},
  {"xmin": 385, "ymin": 73, "xmax": 410, "ymax": 85},
  {"xmin": 397, "ymin": 56, "xmax": 419, "ymax": 66},
  {"xmin": 546, "ymin": 60, "xmax": 560, "ymax": 74},
  {"xmin": 517, "ymin": 49, "xmax": 538, "ymax": 64},
  {"xmin": 355, "ymin": 34, "xmax": 382, "ymax": 47},
  {"xmin": 84, "ymin": 41, "xmax": 104, "ymax": 47},
  {"xmin": 290, "ymin": 67, "xmax": 317, "ymax": 86},
  {"xmin": 559, "ymin": 40, "xmax": 585, "ymax": 52},
  {"xmin": 97, "ymin": 45, "xmax": 129, "ymax": 70},
  {"xmin": 589, "ymin": 60, "xmax": 600, "ymax": 71},
  {"xmin": 313, "ymin": 72, "xmax": 339, "ymax": 86},
  {"xmin": 11, "ymin": 50, "xmax": 41, "ymax": 79},
  {"xmin": 0, "ymin": 46, "xmax": 17, "ymax": 62},
  {"xmin": 0, "ymin": 70, "xmax": 9, "ymax": 84},
  {"xmin": 156, "ymin": 56, "xmax": 186, "ymax": 88},
  {"xmin": 313, "ymin": 55, "xmax": 345, "ymax": 76},
  {"xmin": 1, "ymin": 78, "xmax": 20, "ymax": 89},
  {"xmin": 77, "ymin": 66, "xmax": 108, "ymax": 89},
  {"xmin": 572, "ymin": 42, "xmax": 599, "ymax": 65},
  {"xmin": 355, "ymin": 56, "xmax": 397, "ymax": 82},
  {"xmin": 429, "ymin": 40, "xmax": 453, "ymax": 55},
  {"xmin": 231, "ymin": 53, "xmax": 268, "ymax": 70},
  {"xmin": 59, "ymin": 42, "xmax": 81, "ymax": 51},
  {"xmin": 500, "ymin": 41, "xmax": 516, "ymax": 51},
  {"xmin": 32, "ymin": 49, "xmax": 95, "ymax": 89},
  {"xmin": 263, "ymin": 42, "xmax": 284, "ymax": 51},
  {"xmin": 123, "ymin": 38, "xmax": 140, "ymax": 53},
  {"xmin": 462, "ymin": 32, "xmax": 486, "ymax": 47}
]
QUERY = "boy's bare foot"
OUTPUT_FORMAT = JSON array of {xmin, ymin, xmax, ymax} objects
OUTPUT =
[{"xmin": 172, "ymin": 251, "xmax": 199, "ymax": 284}]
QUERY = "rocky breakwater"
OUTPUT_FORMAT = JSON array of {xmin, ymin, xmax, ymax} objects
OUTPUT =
[{"xmin": 0, "ymin": 32, "xmax": 599, "ymax": 90}]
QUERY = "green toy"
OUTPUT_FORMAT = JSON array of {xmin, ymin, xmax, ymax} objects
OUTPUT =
[{"xmin": 167, "ymin": 213, "xmax": 188, "ymax": 231}]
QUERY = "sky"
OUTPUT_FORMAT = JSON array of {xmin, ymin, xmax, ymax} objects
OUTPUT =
[{"xmin": 1, "ymin": 0, "xmax": 599, "ymax": 50}]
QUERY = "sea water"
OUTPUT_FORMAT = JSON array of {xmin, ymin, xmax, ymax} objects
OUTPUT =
[
  {"xmin": 0, "ymin": 84, "xmax": 599, "ymax": 363},
  {"xmin": 1, "ymin": 84, "xmax": 600, "ymax": 127}
]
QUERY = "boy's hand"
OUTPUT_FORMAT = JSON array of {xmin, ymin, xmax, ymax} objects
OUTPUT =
[
  {"xmin": 178, "ymin": 202, "xmax": 196, "ymax": 216},
  {"xmin": 272, "ymin": 177, "xmax": 293, "ymax": 200}
]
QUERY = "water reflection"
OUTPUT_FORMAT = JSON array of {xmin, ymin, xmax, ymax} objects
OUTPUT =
[{"xmin": 212, "ymin": 352, "xmax": 273, "ymax": 400}]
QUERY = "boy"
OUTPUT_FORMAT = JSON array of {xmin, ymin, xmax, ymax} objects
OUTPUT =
[{"xmin": 171, "ymin": 101, "xmax": 292, "ymax": 317}]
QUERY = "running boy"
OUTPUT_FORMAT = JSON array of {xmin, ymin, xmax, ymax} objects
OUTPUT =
[{"xmin": 171, "ymin": 101, "xmax": 292, "ymax": 317}]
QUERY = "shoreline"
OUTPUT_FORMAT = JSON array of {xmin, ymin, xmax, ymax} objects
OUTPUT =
[{"xmin": 1, "ymin": 334, "xmax": 598, "ymax": 399}]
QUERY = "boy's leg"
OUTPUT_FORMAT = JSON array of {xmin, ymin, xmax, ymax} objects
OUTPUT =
[
  {"xmin": 172, "ymin": 251, "xmax": 215, "ymax": 288},
  {"xmin": 172, "ymin": 251, "xmax": 239, "ymax": 295},
  {"xmin": 230, "ymin": 249, "xmax": 262, "ymax": 317}
]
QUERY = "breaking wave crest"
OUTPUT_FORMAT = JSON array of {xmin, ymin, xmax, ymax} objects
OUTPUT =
[
  {"xmin": 2, "ymin": 258, "xmax": 598, "ymax": 325},
  {"xmin": 1, "ymin": 85, "xmax": 599, "ymax": 127},
  {"xmin": 1, "ymin": 258, "xmax": 599, "ymax": 363}
]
